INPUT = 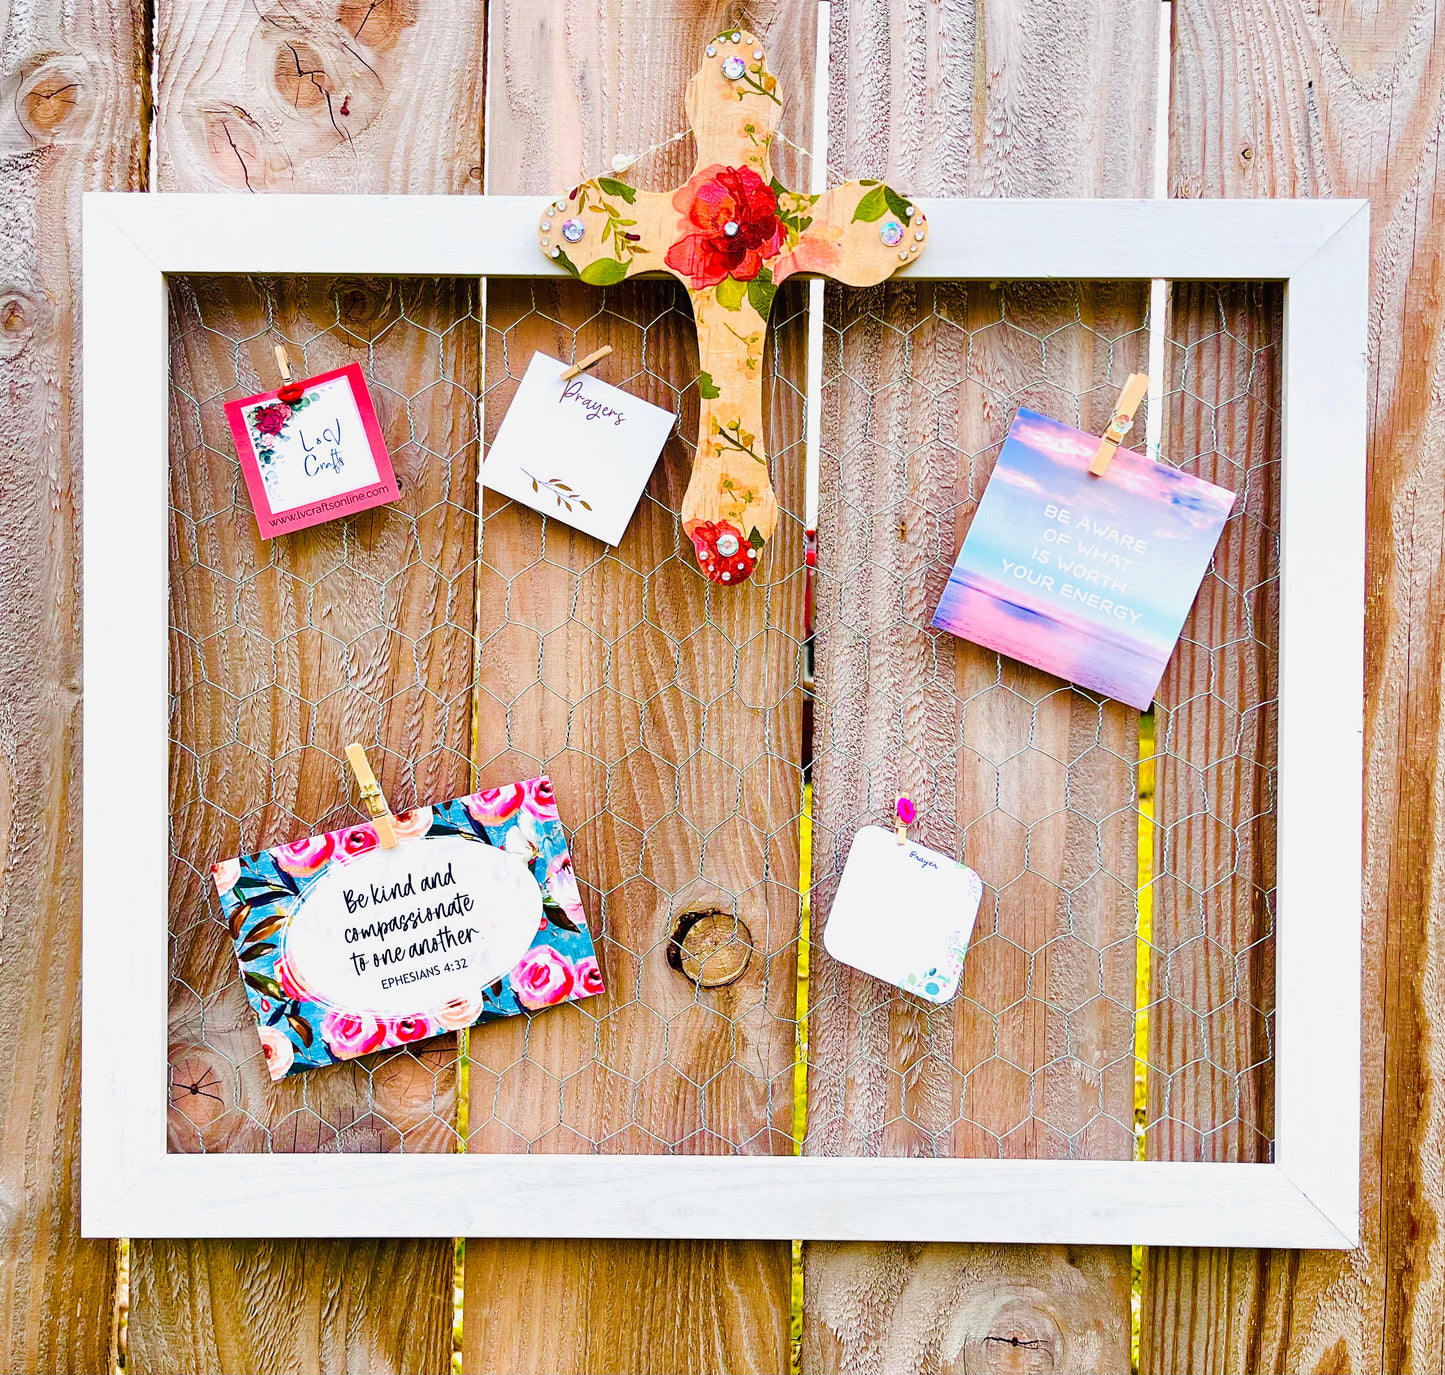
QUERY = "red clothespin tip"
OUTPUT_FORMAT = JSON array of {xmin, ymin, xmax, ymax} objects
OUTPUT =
[
  {"xmin": 275, "ymin": 344, "xmax": 304, "ymax": 404},
  {"xmin": 895, "ymin": 794, "xmax": 916, "ymax": 844}
]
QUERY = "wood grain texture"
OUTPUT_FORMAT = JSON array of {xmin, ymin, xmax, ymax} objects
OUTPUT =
[
  {"xmin": 464, "ymin": 5, "xmax": 813, "ymax": 1372},
  {"xmin": 802, "ymin": 1, "xmax": 1157, "ymax": 1370},
  {"xmin": 0, "ymin": 2, "xmax": 145, "ymax": 1370},
  {"xmin": 156, "ymin": 0, "xmax": 483, "ymax": 193},
  {"xmin": 1143, "ymin": 1, "xmax": 1445, "ymax": 1370},
  {"xmin": 131, "ymin": 3, "xmax": 483, "ymax": 1372},
  {"xmin": 466, "ymin": 1237, "xmax": 792, "ymax": 1374},
  {"xmin": 131, "ymin": 1237, "xmax": 455, "ymax": 1375},
  {"xmin": 1147, "ymin": 282, "xmax": 1280, "ymax": 1167}
]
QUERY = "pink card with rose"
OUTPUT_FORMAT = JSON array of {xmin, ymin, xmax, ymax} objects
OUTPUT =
[
  {"xmin": 224, "ymin": 361, "xmax": 400, "ymax": 538},
  {"xmin": 212, "ymin": 776, "xmax": 603, "ymax": 1080}
]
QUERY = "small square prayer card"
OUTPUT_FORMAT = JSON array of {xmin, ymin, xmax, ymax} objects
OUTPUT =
[
  {"xmin": 482, "ymin": 351, "xmax": 678, "ymax": 545},
  {"xmin": 823, "ymin": 826, "xmax": 985, "ymax": 1003},
  {"xmin": 225, "ymin": 362, "xmax": 399, "ymax": 538},
  {"xmin": 932, "ymin": 408, "xmax": 1236, "ymax": 709}
]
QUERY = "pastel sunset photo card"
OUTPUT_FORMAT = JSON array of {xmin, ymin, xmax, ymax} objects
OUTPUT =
[{"xmin": 932, "ymin": 408, "xmax": 1236, "ymax": 709}]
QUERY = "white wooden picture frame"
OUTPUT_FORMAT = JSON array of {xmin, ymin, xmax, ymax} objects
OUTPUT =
[{"xmin": 82, "ymin": 192, "xmax": 1367, "ymax": 1246}]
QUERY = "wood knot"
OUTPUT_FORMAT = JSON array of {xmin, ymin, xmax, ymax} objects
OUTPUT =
[
  {"xmin": 272, "ymin": 41, "xmax": 335, "ymax": 112},
  {"xmin": 169, "ymin": 1049, "xmax": 232, "ymax": 1134},
  {"xmin": 332, "ymin": 279, "xmax": 402, "ymax": 344},
  {"xmin": 335, "ymin": 0, "xmax": 420, "ymax": 52},
  {"xmin": 953, "ymin": 1292, "xmax": 1064, "ymax": 1373},
  {"xmin": 0, "ymin": 294, "xmax": 38, "ymax": 359},
  {"xmin": 667, "ymin": 908, "xmax": 753, "ymax": 987},
  {"xmin": 18, "ymin": 56, "xmax": 92, "ymax": 143}
]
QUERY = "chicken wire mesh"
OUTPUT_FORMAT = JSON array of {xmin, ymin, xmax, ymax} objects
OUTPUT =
[
  {"xmin": 166, "ymin": 271, "xmax": 809, "ymax": 1157},
  {"xmin": 168, "ymin": 275, "xmax": 478, "ymax": 1153},
  {"xmin": 805, "ymin": 280, "xmax": 1278, "ymax": 1164},
  {"xmin": 165, "ymin": 271, "xmax": 1278, "ymax": 1166},
  {"xmin": 1147, "ymin": 282, "xmax": 1281, "ymax": 1164},
  {"xmin": 462, "ymin": 276, "xmax": 808, "ymax": 1156}
]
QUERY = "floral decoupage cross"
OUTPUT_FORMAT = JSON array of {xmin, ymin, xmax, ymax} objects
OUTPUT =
[{"xmin": 538, "ymin": 28, "xmax": 928, "ymax": 585}]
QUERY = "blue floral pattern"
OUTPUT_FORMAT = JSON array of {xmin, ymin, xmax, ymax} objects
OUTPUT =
[{"xmin": 212, "ymin": 776, "xmax": 603, "ymax": 1079}]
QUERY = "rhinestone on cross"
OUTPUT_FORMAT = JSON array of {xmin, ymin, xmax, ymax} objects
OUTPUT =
[{"xmin": 538, "ymin": 30, "xmax": 928, "ymax": 585}]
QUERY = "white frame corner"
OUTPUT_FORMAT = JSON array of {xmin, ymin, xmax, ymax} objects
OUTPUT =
[{"xmin": 81, "ymin": 192, "xmax": 1367, "ymax": 1247}]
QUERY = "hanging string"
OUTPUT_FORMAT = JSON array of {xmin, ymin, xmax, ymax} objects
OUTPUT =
[
  {"xmin": 604, "ymin": 126, "xmax": 846, "ymax": 185},
  {"xmin": 607, "ymin": 128, "xmax": 691, "ymax": 174}
]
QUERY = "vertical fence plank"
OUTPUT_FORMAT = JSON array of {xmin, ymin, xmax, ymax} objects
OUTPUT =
[
  {"xmin": 1144, "ymin": 2, "xmax": 1445, "ymax": 1371},
  {"xmin": 0, "ymin": 4, "xmax": 144, "ymax": 1371},
  {"xmin": 1146, "ymin": 281, "xmax": 1281, "ymax": 1171},
  {"xmin": 802, "ymin": 2, "xmax": 1157, "ymax": 1371},
  {"xmin": 130, "ymin": 4, "xmax": 483, "ymax": 1373},
  {"xmin": 462, "ymin": 4, "xmax": 812, "ymax": 1372}
]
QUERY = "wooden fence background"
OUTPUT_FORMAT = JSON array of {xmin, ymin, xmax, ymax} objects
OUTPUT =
[{"xmin": 0, "ymin": 0, "xmax": 1438, "ymax": 1371}]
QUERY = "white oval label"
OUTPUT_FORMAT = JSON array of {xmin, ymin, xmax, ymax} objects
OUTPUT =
[{"xmin": 282, "ymin": 835, "xmax": 542, "ymax": 1017}]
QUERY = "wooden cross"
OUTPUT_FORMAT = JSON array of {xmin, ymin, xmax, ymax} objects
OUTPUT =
[{"xmin": 537, "ymin": 27, "xmax": 928, "ymax": 585}]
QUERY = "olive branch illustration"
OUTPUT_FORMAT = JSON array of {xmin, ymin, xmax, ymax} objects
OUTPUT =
[{"xmin": 524, "ymin": 469, "xmax": 593, "ymax": 513}]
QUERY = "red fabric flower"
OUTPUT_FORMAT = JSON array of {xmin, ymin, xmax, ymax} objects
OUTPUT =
[
  {"xmin": 688, "ymin": 520, "xmax": 758, "ymax": 585},
  {"xmin": 665, "ymin": 165, "xmax": 785, "ymax": 290},
  {"xmin": 253, "ymin": 403, "xmax": 290, "ymax": 436}
]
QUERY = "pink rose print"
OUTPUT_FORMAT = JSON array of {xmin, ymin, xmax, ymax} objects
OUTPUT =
[
  {"xmin": 253, "ymin": 402, "xmax": 291, "ymax": 437},
  {"xmin": 465, "ymin": 783, "xmax": 524, "ymax": 826},
  {"xmin": 772, "ymin": 230, "xmax": 843, "ymax": 284},
  {"xmin": 211, "ymin": 857, "xmax": 241, "ymax": 895},
  {"xmin": 574, "ymin": 956, "xmax": 605, "ymax": 999},
  {"xmin": 335, "ymin": 825, "xmax": 379, "ymax": 863},
  {"xmin": 321, "ymin": 1009, "xmax": 386, "ymax": 1059},
  {"xmin": 522, "ymin": 775, "xmax": 559, "ymax": 821},
  {"xmin": 391, "ymin": 806, "xmax": 433, "ymax": 842},
  {"xmin": 509, "ymin": 946, "xmax": 576, "ymax": 1010},
  {"xmin": 386, "ymin": 1014, "xmax": 439, "ymax": 1046},
  {"xmin": 256, "ymin": 1023, "xmax": 295, "ymax": 1080},
  {"xmin": 433, "ymin": 997, "xmax": 483, "ymax": 1031},
  {"xmin": 275, "ymin": 951, "xmax": 312, "ymax": 1003},
  {"xmin": 272, "ymin": 833, "xmax": 336, "ymax": 877}
]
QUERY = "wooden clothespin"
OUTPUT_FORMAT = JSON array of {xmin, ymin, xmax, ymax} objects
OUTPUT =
[
  {"xmin": 894, "ymin": 795, "xmax": 916, "ymax": 845},
  {"xmin": 559, "ymin": 344, "xmax": 613, "ymax": 382},
  {"xmin": 1089, "ymin": 373, "xmax": 1151, "ymax": 476},
  {"xmin": 274, "ymin": 344, "xmax": 304, "ymax": 404},
  {"xmin": 345, "ymin": 743, "xmax": 397, "ymax": 848}
]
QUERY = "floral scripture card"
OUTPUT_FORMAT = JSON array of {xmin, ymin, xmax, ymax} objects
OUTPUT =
[
  {"xmin": 481, "ymin": 351, "xmax": 677, "ymax": 546},
  {"xmin": 212, "ymin": 776, "xmax": 603, "ymax": 1080},
  {"xmin": 225, "ymin": 361, "xmax": 400, "ymax": 538},
  {"xmin": 932, "ymin": 408, "xmax": 1237, "ymax": 710},
  {"xmin": 822, "ymin": 826, "xmax": 985, "ymax": 1004}
]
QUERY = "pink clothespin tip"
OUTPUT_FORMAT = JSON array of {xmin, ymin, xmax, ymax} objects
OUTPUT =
[{"xmin": 895, "ymin": 794, "xmax": 915, "ymax": 844}]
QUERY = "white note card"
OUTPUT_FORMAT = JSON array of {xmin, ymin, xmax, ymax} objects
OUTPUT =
[
  {"xmin": 482, "ymin": 352, "xmax": 678, "ymax": 546},
  {"xmin": 822, "ymin": 826, "xmax": 985, "ymax": 1003}
]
